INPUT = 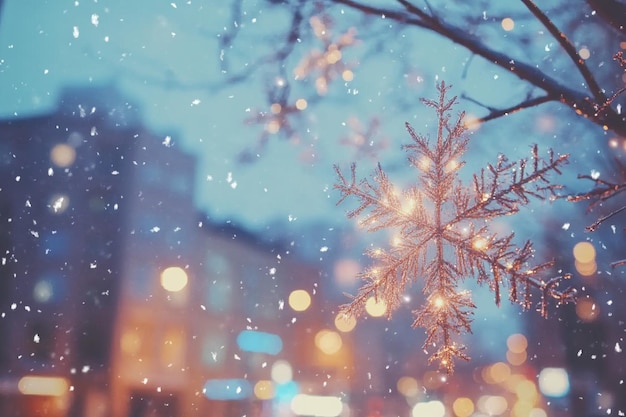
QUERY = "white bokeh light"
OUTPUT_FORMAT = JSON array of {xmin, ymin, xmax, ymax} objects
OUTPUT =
[{"xmin": 538, "ymin": 368, "xmax": 570, "ymax": 397}]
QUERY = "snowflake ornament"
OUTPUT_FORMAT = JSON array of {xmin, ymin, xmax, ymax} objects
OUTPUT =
[{"xmin": 334, "ymin": 82, "xmax": 577, "ymax": 373}]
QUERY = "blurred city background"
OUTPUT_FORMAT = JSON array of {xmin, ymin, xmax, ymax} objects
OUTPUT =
[{"xmin": 0, "ymin": 1, "xmax": 624, "ymax": 417}]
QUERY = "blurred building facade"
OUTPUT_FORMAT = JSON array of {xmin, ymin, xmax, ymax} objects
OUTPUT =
[{"xmin": 0, "ymin": 85, "xmax": 353, "ymax": 417}]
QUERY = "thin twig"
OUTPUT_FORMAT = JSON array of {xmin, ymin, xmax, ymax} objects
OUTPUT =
[
  {"xmin": 611, "ymin": 259, "xmax": 626, "ymax": 268},
  {"xmin": 462, "ymin": 94, "xmax": 554, "ymax": 124},
  {"xmin": 585, "ymin": 205, "xmax": 626, "ymax": 232}
]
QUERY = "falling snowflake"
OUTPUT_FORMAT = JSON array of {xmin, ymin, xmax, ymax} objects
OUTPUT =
[{"xmin": 334, "ymin": 82, "xmax": 576, "ymax": 373}]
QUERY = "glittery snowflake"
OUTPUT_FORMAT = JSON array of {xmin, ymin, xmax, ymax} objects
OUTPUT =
[{"xmin": 334, "ymin": 82, "xmax": 577, "ymax": 373}]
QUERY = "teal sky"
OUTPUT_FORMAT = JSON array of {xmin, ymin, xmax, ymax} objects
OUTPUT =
[
  {"xmin": 0, "ymin": 1, "xmax": 489, "ymax": 231},
  {"xmin": 0, "ymin": 0, "xmax": 601, "ymax": 237}
]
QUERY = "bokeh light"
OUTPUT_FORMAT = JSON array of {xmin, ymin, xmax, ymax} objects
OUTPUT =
[
  {"xmin": 18, "ymin": 376, "xmax": 69, "ymax": 396},
  {"xmin": 295, "ymin": 98, "xmax": 308, "ymax": 110},
  {"xmin": 575, "ymin": 259, "xmax": 597, "ymax": 276},
  {"xmin": 515, "ymin": 379, "xmax": 538, "ymax": 403},
  {"xmin": 507, "ymin": 333, "xmax": 528, "ymax": 353},
  {"xmin": 266, "ymin": 119, "xmax": 281, "ymax": 134},
  {"xmin": 477, "ymin": 395, "xmax": 508, "ymax": 415},
  {"xmin": 396, "ymin": 376, "xmax": 419, "ymax": 398},
  {"xmin": 160, "ymin": 266, "xmax": 188, "ymax": 292},
  {"xmin": 503, "ymin": 374, "xmax": 525, "ymax": 393},
  {"xmin": 506, "ymin": 333, "xmax": 528, "ymax": 366},
  {"xmin": 365, "ymin": 296, "xmax": 387, "ymax": 317},
  {"xmin": 334, "ymin": 313, "xmax": 356, "ymax": 332},
  {"xmin": 333, "ymin": 258, "xmax": 361, "ymax": 286},
  {"xmin": 289, "ymin": 289, "xmax": 312, "ymax": 311},
  {"xmin": 33, "ymin": 280, "xmax": 54, "ymax": 303},
  {"xmin": 576, "ymin": 297, "xmax": 599, "ymax": 322},
  {"xmin": 501, "ymin": 17, "xmax": 515, "ymax": 31},
  {"xmin": 483, "ymin": 362, "xmax": 511, "ymax": 384},
  {"xmin": 412, "ymin": 400, "xmax": 445, "ymax": 417},
  {"xmin": 453, "ymin": 397, "xmax": 474, "ymax": 417},
  {"xmin": 538, "ymin": 368, "xmax": 570, "ymax": 397},
  {"xmin": 506, "ymin": 349, "xmax": 527, "ymax": 366},
  {"xmin": 573, "ymin": 241, "xmax": 596, "ymax": 263},
  {"xmin": 579, "ymin": 46, "xmax": 590, "ymax": 60},
  {"xmin": 271, "ymin": 360, "xmax": 293, "ymax": 384},
  {"xmin": 50, "ymin": 143, "xmax": 76, "ymax": 167},
  {"xmin": 237, "ymin": 330, "xmax": 283, "ymax": 355},
  {"xmin": 275, "ymin": 380, "xmax": 299, "ymax": 403},
  {"xmin": 254, "ymin": 380, "xmax": 275, "ymax": 400},
  {"xmin": 529, "ymin": 408, "xmax": 548, "ymax": 417},
  {"xmin": 513, "ymin": 400, "xmax": 534, "ymax": 417},
  {"xmin": 120, "ymin": 328, "xmax": 142, "ymax": 356},
  {"xmin": 315, "ymin": 329, "xmax": 343, "ymax": 355},
  {"xmin": 270, "ymin": 103, "xmax": 282, "ymax": 114},
  {"xmin": 573, "ymin": 241, "xmax": 597, "ymax": 276},
  {"xmin": 203, "ymin": 379, "xmax": 252, "ymax": 400},
  {"xmin": 291, "ymin": 395, "xmax": 343, "ymax": 417}
]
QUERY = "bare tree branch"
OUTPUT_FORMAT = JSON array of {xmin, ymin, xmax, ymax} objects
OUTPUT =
[
  {"xmin": 584, "ymin": 205, "xmax": 626, "ymax": 232},
  {"xmin": 611, "ymin": 259, "xmax": 626, "ymax": 268},
  {"xmin": 330, "ymin": 0, "xmax": 626, "ymax": 136},
  {"xmin": 520, "ymin": 0, "xmax": 606, "ymax": 105},
  {"xmin": 567, "ymin": 158, "xmax": 626, "ymax": 233},
  {"xmin": 462, "ymin": 93, "xmax": 554, "ymax": 125}
]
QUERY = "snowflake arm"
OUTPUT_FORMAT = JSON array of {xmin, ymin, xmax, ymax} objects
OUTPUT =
[{"xmin": 334, "ymin": 163, "xmax": 430, "ymax": 232}]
